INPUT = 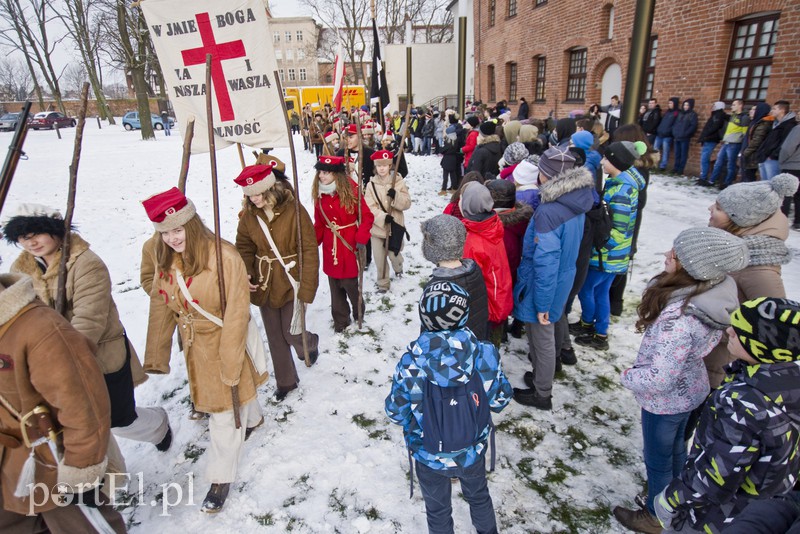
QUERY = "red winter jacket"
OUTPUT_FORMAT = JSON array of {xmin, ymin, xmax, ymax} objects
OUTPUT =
[
  {"xmin": 462, "ymin": 130, "xmax": 479, "ymax": 169},
  {"xmin": 463, "ymin": 213, "xmax": 513, "ymax": 323},
  {"xmin": 314, "ymin": 180, "xmax": 374, "ymax": 279}
]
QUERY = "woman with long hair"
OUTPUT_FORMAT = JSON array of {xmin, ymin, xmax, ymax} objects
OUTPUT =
[
  {"xmin": 4, "ymin": 204, "xmax": 172, "ymax": 450},
  {"xmin": 612, "ymin": 227, "xmax": 747, "ymax": 533},
  {"xmin": 142, "ymin": 187, "xmax": 267, "ymax": 513},
  {"xmin": 234, "ymin": 162, "xmax": 320, "ymax": 402},
  {"xmin": 312, "ymin": 155, "xmax": 374, "ymax": 332}
]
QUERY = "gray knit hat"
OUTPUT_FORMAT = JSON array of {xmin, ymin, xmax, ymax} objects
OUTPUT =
[
  {"xmin": 460, "ymin": 182, "xmax": 495, "ymax": 221},
  {"xmin": 503, "ymin": 142, "xmax": 529, "ymax": 166},
  {"xmin": 537, "ymin": 146, "xmax": 576, "ymax": 180},
  {"xmin": 673, "ymin": 227, "xmax": 749, "ymax": 284},
  {"xmin": 716, "ymin": 173, "xmax": 800, "ymax": 227},
  {"xmin": 420, "ymin": 214, "xmax": 466, "ymax": 264}
]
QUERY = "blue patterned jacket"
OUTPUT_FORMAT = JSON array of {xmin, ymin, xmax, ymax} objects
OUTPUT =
[{"xmin": 385, "ymin": 329, "xmax": 512, "ymax": 470}]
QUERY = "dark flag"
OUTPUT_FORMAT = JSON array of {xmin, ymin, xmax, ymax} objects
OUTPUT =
[{"xmin": 370, "ymin": 19, "xmax": 390, "ymax": 111}]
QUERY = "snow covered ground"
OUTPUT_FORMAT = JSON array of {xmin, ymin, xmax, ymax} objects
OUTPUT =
[{"xmin": 2, "ymin": 123, "xmax": 799, "ymax": 533}]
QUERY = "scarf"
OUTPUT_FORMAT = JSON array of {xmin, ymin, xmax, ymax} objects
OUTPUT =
[
  {"xmin": 318, "ymin": 181, "xmax": 337, "ymax": 196},
  {"xmin": 744, "ymin": 235, "xmax": 792, "ymax": 267}
]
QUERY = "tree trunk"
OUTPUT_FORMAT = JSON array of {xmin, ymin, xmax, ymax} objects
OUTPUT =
[{"xmin": 116, "ymin": 2, "xmax": 154, "ymax": 140}]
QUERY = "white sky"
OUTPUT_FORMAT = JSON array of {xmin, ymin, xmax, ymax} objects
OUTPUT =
[{"xmin": 269, "ymin": 0, "xmax": 310, "ymax": 18}]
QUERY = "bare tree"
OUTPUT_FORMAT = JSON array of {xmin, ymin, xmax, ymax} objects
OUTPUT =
[
  {"xmin": 61, "ymin": 61, "xmax": 87, "ymax": 98},
  {"xmin": 54, "ymin": 0, "xmax": 116, "ymax": 124},
  {"xmin": 0, "ymin": 0, "xmax": 67, "ymax": 112},
  {"xmin": 0, "ymin": 57, "xmax": 33, "ymax": 101},
  {"xmin": 299, "ymin": 0, "xmax": 371, "ymax": 85}
]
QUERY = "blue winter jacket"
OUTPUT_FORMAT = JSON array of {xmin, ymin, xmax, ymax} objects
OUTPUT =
[
  {"xmin": 513, "ymin": 167, "xmax": 594, "ymax": 323},
  {"xmin": 583, "ymin": 149, "xmax": 602, "ymax": 177},
  {"xmin": 515, "ymin": 187, "xmax": 541, "ymax": 211},
  {"xmin": 385, "ymin": 329, "xmax": 512, "ymax": 470}
]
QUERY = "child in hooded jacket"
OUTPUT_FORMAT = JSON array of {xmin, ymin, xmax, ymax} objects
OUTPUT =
[
  {"xmin": 612, "ymin": 227, "xmax": 748, "ymax": 533},
  {"xmin": 313, "ymin": 155, "xmax": 374, "ymax": 332},
  {"xmin": 385, "ymin": 280, "xmax": 512, "ymax": 534},
  {"xmin": 460, "ymin": 182, "xmax": 513, "ymax": 346}
]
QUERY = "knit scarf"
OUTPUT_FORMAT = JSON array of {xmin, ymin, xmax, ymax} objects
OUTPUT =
[
  {"xmin": 318, "ymin": 181, "xmax": 337, "ymax": 196},
  {"xmin": 743, "ymin": 235, "xmax": 792, "ymax": 266}
]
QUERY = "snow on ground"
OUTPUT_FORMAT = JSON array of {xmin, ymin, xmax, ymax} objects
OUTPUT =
[{"xmin": 2, "ymin": 123, "xmax": 799, "ymax": 533}]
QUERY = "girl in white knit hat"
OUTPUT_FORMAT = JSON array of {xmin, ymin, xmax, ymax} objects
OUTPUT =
[{"xmin": 613, "ymin": 227, "xmax": 748, "ymax": 533}]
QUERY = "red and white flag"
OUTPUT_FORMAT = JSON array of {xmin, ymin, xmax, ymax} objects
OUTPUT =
[
  {"xmin": 140, "ymin": 0, "xmax": 286, "ymax": 153},
  {"xmin": 332, "ymin": 36, "xmax": 346, "ymax": 114}
]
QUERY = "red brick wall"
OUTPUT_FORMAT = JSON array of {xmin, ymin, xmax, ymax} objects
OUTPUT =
[
  {"xmin": 474, "ymin": 0, "xmax": 800, "ymax": 175},
  {"xmin": 1, "ymin": 99, "xmax": 162, "ymax": 118}
]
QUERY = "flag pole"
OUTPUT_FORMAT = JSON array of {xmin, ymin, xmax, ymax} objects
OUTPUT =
[
  {"xmin": 384, "ymin": 104, "xmax": 412, "ymax": 259},
  {"xmin": 353, "ymin": 112, "xmax": 366, "ymax": 329},
  {"xmin": 177, "ymin": 118, "xmax": 195, "ymax": 193},
  {"xmin": 205, "ymin": 54, "xmax": 241, "ymax": 429},
  {"xmin": 274, "ymin": 70, "xmax": 311, "ymax": 367}
]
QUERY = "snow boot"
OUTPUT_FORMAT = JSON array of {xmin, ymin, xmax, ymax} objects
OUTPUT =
[
  {"xmin": 569, "ymin": 319, "xmax": 594, "ymax": 337},
  {"xmin": 575, "ymin": 333, "xmax": 609, "ymax": 351},
  {"xmin": 245, "ymin": 417, "xmax": 264, "ymax": 441},
  {"xmin": 512, "ymin": 387, "xmax": 552, "ymax": 411},
  {"xmin": 201, "ymin": 483, "xmax": 230, "ymax": 513},
  {"xmin": 612, "ymin": 505, "xmax": 662, "ymax": 533},
  {"xmin": 275, "ymin": 384, "xmax": 297, "ymax": 402},
  {"xmin": 560, "ymin": 347, "xmax": 577, "ymax": 365},
  {"xmin": 155, "ymin": 425, "xmax": 172, "ymax": 452}
]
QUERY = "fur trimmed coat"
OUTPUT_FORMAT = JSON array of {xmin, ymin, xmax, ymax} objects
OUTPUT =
[
  {"xmin": 0, "ymin": 273, "xmax": 111, "ymax": 515},
  {"xmin": 365, "ymin": 172, "xmax": 412, "ymax": 239},
  {"xmin": 11, "ymin": 232, "xmax": 147, "ymax": 386},
  {"xmin": 144, "ymin": 241, "xmax": 267, "ymax": 413}
]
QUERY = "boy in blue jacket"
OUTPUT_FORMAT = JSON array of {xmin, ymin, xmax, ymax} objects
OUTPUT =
[{"xmin": 385, "ymin": 281, "xmax": 512, "ymax": 534}]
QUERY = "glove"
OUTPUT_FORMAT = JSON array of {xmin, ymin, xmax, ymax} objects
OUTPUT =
[
  {"xmin": 384, "ymin": 214, "xmax": 394, "ymax": 225},
  {"xmin": 653, "ymin": 489, "xmax": 682, "ymax": 531},
  {"xmin": 387, "ymin": 188, "xmax": 396, "ymax": 199},
  {"xmin": 356, "ymin": 242, "xmax": 366, "ymax": 251}
]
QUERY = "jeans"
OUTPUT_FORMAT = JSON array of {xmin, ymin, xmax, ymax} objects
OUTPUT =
[
  {"xmin": 655, "ymin": 136, "xmax": 673, "ymax": 170},
  {"xmin": 710, "ymin": 142, "xmax": 741, "ymax": 185},
  {"xmin": 760, "ymin": 158, "xmax": 781, "ymax": 181},
  {"xmin": 673, "ymin": 139, "xmax": 689, "ymax": 173},
  {"xmin": 699, "ymin": 142, "xmax": 717, "ymax": 181},
  {"xmin": 641, "ymin": 408, "xmax": 691, "ymax": 515},
  {"xmin": 578, "ymin": 269, "xmax": 616, "ymax": 335},
  {"xmin": 422, "ymin": 137, "xmax": 433, "ymax": 155},
  {"xmin": 415, "ymin": 455, "xmax": 498, "ymax": 534}
]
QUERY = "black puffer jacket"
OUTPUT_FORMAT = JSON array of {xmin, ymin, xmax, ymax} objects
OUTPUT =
[
  {"xmin": 466, "ymin": 134, "xmax": 503, "ymax": 180},
  {"xmin": 427, "ymin": 259, "xmax": 489, "ymax": 341},
  {"xmin": 664, "ymin": 360, "xmax": 800, "ymax": 533},
  {"xmin": 698, "ymin": 109, "xmax": 729, "ymax": 143},
  {"xmin": 656, "ymin": 97, "xmax": 680, "ymax": 137}
]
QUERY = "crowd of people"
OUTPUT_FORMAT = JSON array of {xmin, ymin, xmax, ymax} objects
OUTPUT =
[{"xmin": 1, "ymin": 95, "xmax": 799, "ymax": 534}]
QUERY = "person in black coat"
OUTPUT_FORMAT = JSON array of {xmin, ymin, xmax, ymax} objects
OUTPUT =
[
  {"xmin": 438, "ymin": 115, "xmax": 465, "ymax": 193},
  {"xmin": 697, "ymin": 101, "xmax": 729, "ymax": 184},
  {"xmin": 466, "ymin": 121, "xmax": 504, "ymax": 180},
  {"xmin": 517, "ymin": 97, "xmax": 529, "ymax": 120},
  {"xmin": 639, "ymin": 99, "xmax": 661, "ymax": 145},
  {"xmin": 671, "ymin": 98, "xmax": 698, "ymax": 174},
  {"xmin": 655, "ymin": 97, "xmax": 680, "ymax": 170}
]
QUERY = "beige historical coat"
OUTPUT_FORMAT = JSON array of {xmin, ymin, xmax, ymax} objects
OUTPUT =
[
  {"xmin": 0, "ymin": 273, "xmax": 111, "ymax": 515},
  {"xmin": 11, "ymin": 232, "xmax": 147, "ymax": 386},
  {"xmin": 144, "ymin": 241, "xmax": 267, "ymax": 413},
  {"xmin": 365, "ymin": 172, "xmax": 412, "ymax": 239}
]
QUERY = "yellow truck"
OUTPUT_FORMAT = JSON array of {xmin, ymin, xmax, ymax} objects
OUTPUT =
[{"xmin": 284, "ymin": 85, "xmax": 367, "ymax": 111}]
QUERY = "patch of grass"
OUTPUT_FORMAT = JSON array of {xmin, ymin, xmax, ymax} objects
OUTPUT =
[
  {"xmin": 592, "ymin": 375, "xmax": 617, "ymax": 392},
  {"xmin": 283, "ymin": 495, "xmax": 296, "ymax": 507},
  {"xmin": 589, "ymin": 405, "xmax": 621, "ymax": 423},
  {"xmin": 565, "ymin": 425, "xmax": 590, "ymax": 457},
  {"xmin": 338, "ymin": 339, "xmax": 348, "ymax": 352},
  {"xmin": 183, "ymin": 444, "xmax": 205, "ymax": 463},
  {"xmin": 377, "ymin": 296, "xmax": 394, "ymax": 312},
  {"xmin": 253, "ymin": 512, "xmax": 274, "ymax": 526},
  {"xmin": 328, "ymin": 488, "xmax": 348, "ymax": 517},
  {"xmin": 160, "ymin": 381, "xmax": 188, "ymax": 401},
  {"xmin": 496, "ymin": 418, "xmax": 544, "ymax": 450},
  {"xmin": 352, "ymin": 413, "xmax": 377, "ymax": 428},
  {"xmin": 598, "ymin": 438, "xmax": 637, "ymax": 467},
  {"xmin": 548, "ymin": 502, "xmax": 611, "ymax": 532},
  {"xmin": 543, "ymin": 458, "xmax": 579, "ymax": 485}
]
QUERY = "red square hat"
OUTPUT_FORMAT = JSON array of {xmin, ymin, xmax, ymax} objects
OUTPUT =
[
  {"xmin": 370, "ymin": 150, "xmax": 394, "ymax": 162},
  {"xmin": 343, "ymin": 123, "xmax": 358, "ymax": 136},
  {"xmin": 324, "ymin": 130, "xmax": 339, "ymax": 144},
  {"xmin": 362, "ymin": 121, "xmax": 375, "ymax": 135},
  {"xmin": 314, "ymin": 155, "xmax": 346, "ymax": 173},
  {"xmin": 142, "ymin": 187, "xmax": 196, "ymax": 232},
  {"xmin": 233, "ymin": 165, "xmax": 275, "ymax": 196}
]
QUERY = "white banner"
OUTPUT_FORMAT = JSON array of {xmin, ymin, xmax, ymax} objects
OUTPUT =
[{"xmin": 140, "ymin": 0, "xmax": 286, "ymax": 153}]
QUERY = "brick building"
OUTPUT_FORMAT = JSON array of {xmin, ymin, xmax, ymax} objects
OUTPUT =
[{"xmin": 474, "ymin": 0, "xmax": 800, "ymax": 174}]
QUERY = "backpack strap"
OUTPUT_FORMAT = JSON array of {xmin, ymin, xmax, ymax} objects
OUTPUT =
[
  {"xmin": 407, "ymin": 448, "xmax": 414, "ymax": 499},
  {"xmin": 489, "ymin": 422, "xmax": 496, "ymax": 472}
]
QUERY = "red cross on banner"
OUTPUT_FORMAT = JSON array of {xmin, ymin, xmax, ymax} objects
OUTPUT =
[{"xmin": 181, "ymin": 12, "xmax": 245, "ymax": 122}]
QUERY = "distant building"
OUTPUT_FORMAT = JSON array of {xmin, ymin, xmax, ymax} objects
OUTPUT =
[
  {"xmin": 268, "ymin": 16, "xmax": 322, "ymax": 87},
  {"xmin": 473, "ymin": 0, "xmax": 800, "ymax": 173}
]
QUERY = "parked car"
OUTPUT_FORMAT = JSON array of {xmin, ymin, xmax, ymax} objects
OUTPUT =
[
  {"xmin": 0, "ymin": 112, "xmax": 32, "ymax": 131},
  {"xmin": 29, "ymin": 112, "xmax": 76, "ymax": 130},
  {"xmin": 122, "ymin": 112, "xmax": 175, "ymax": 131}
]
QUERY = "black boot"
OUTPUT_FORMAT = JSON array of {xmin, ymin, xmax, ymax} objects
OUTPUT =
[
  {"xmin": 512, "ymin": 387, "xmax": 552, "ymax": 410},
  {"xmin": 155, "ymin": 425, "xmax": 173, "ymax": 452},
  {"xmin": 509, "ymin": 318, "xmax": 524, "ymax": 339},
  {"xmin": 201, "ymin": 483, "xmax": 230, "ymax": 513},
  {"xmin": 560, "ymin": 347, "xmax": 577, "ymax": 365}
]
